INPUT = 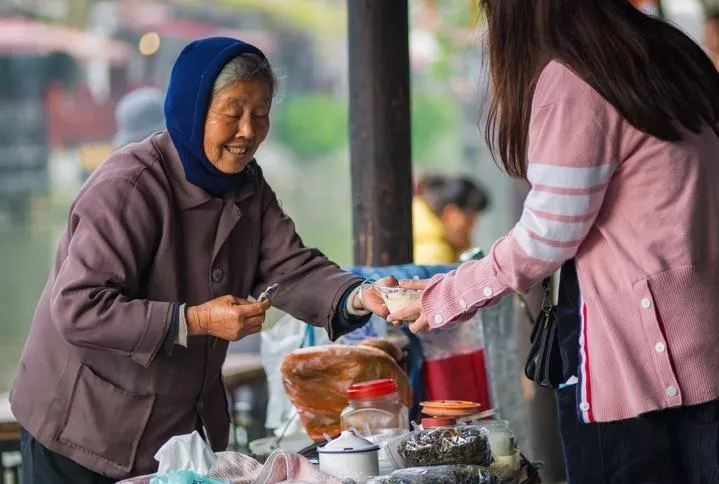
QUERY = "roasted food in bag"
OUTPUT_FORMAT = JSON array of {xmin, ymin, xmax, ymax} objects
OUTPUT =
[
  {"xmin": 397, "ymin": 425, "xmax": 493, "ymax": 467},
  {"xmin": 281, "ymin": 344, "xmax": 412, "ymax": 441},
  {"xmin": 366, "ymin": 465, "xmax": 498, "ymax": 484}
]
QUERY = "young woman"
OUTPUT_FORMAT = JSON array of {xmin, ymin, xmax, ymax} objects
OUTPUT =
[{"xmin": 389, "ymin": 1, "xmax": 719, "ymax": 482}]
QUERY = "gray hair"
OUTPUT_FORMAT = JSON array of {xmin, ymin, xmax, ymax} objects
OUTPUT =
[{"xmin": 213, "ymin": 53, "xmax": 277, "ymax": 98}]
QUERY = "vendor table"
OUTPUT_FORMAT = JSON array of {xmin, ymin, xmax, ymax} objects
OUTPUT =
[{"xmin": 222, "ymin": 353, "xmax": 265, "ymax": 389}]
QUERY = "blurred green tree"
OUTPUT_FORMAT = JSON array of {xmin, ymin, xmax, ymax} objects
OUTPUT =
[
  {"xmin": 274, "ymin": 94, "xmax": 348, "ymax": 160},
  {"xmin": 412, "ymin": 92, "xmax": 458, "ymax": 165}
]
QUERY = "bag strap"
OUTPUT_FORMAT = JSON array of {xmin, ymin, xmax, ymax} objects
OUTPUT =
[
  {"xmin": 519, "ymin": 276, "xmax": 553, "ymax": 325},
  {"xmin": 539, "ymin": 277, "xmax": 553, "ymax": 312}
]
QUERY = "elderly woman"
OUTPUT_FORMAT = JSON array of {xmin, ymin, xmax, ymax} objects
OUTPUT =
[{"xmin": 10, "ymin": 37, "xmax": 388, "ymax": 483}]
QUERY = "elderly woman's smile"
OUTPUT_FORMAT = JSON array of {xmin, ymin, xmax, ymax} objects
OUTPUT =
[{"xmin": 203, "ymin": 75, "xmax": 271, "ymax": 174}]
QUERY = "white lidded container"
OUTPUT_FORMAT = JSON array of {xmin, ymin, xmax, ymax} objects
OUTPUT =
[{"xmin": 317, "ymin": 430, "xmax": 380, "ymax": 481}]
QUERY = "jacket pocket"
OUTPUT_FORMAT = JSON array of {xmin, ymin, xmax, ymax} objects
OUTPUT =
[{"xmin": 58, "ymin": 364, "xmax": 155, "ymax": 473}]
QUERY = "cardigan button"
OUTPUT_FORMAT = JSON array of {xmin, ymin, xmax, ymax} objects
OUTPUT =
[
  {"xmin": 483, "ymin": 287, "xmax": 493, "ymax": 297},
  {"xmin": 666, "ymin": 386, "xmax": 678, "ymax": 398},
  {"xmin": 211, "ymin": 268, "xmax": 224, "ymax": 283},
  {"xmin": 459, "ymin": 299, "xmax": 469, "ymax": 310},
  {"xmin": 640, "ymin": 298, "xmax": 651, "ymax": 309},
  {"xmin": 655, "ymin": 342, "xmax": 666, "ymax": 353},
  {"xmin": 579, "ymin": 402, "xmax": 590, "ymax": 412},
  {"xmin": 433, "ymin": 314, "xmax": 444, "ymax": 325}
]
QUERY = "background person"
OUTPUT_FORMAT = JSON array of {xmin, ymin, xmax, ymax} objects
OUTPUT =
[
  {"xmin": 112, "ymin": 86, "xmax": 166, "ymax": 148},
  {"xmin": 412, "ymin": 174, "xmax": 489, "ymax": 264}
]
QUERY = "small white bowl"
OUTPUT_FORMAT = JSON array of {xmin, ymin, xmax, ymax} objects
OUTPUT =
[{"xmin": 376, "ymin": 286, "xmax": 421, "ymax": 314}]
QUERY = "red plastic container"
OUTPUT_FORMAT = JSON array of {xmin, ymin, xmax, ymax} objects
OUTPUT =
[
  {"xmin": 421, "ymin": 416, "xmax": 457, "ymax": 428},
  {"xmin": 347, "ymin": 379, "xmax": 398, "ymax": 400},
  {"xmin": 422, "ymin": 349, "xmax": 491, "ymax": 411}
]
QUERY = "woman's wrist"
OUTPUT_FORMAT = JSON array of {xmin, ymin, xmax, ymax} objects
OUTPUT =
[{"xmin": 346, "ymin": 283, "xmax": 372, "ymax": 316}]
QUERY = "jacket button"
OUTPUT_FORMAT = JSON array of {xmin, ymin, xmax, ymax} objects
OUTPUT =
[
  {"xmin": 233, "ymin": 205, "xmax": 242, "ymax": 217},
  {"xmin": 211, "ymin": 268, "xmax": 224, "ymax": 283}
]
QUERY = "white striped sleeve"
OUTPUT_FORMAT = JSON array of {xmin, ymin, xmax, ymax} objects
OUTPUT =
[
  {"xmin": 514, "ymin": 162, "xmax": 615, "ymax": 263},
  {"xmin": 421, "ymin": 98, "xmax": 618, "ymax": 327}
]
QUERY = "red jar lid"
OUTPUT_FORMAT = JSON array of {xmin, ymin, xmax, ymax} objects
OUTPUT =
[
  {"xmin": 421, "ymin": 417, "xmax": 457, "ymax": 428},
  {"xmin": 347, "ymin": 379, "xmax": 398, "ymax": 400}
]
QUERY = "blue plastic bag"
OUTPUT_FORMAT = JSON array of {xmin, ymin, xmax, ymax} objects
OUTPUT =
[{"xmin": 150, "ymin": 470, "xmax": 227, "ymax": 484}]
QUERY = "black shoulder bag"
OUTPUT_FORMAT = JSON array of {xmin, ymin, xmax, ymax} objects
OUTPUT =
[{"xmin": 521, "ymin": 277, "xmax": 564, "ymax": 389}]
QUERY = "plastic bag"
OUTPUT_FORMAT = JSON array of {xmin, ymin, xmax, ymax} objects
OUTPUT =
[
  {"xmin": 366, "ymin": 465, "xmax": 497, "ymax": 484},
  {"xmin": 150, "ymin": 470, "xmax": 227, "ymax": 484},
  {"xmin": 418, "ymin": 313, "xmax": 484, "ymax": 361},
  {"xmin": 261, "ymin": 313, "xmax": 394, "ymax": 430},
  {"xmin": 366, "ymin": 431, "xmax": 409, "ymax": 475},
  {"xmin": 261, "ymin": 314, "xmax": 331, "ymax": 429},
  {"xmin": 281, "ymin": 345, "xmax": 412, "ymax": 441},
  {"xmin": 397, "ymin": 426, "xmax": 493, "ymax": 467},
  {"xmin": 419, "ymin": 313, "xmax": 492, "ymax": 412}
]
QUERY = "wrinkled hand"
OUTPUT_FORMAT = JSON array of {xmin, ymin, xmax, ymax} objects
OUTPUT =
[
  {"xmin": 186, "ymin": 295, "xmax": 271, "ymax": 341},
  {"xmin": 387, "ymin": 278, "xmax": 430, "ymax": 334},
  {"xmin": 351, "ymin": 276, "xmax": 398, "ymax": 319}
]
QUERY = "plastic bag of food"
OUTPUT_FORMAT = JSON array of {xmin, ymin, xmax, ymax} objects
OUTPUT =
[
  {"xmin": 261, "ymin": 313, "xmax": 331, "ymax": 430},
  {"xmin": 281, "ymin": 345, "xmax": 412, "ymax": 441},
  {"xmin": 366, "ymin": 465, "xmax": 498, "ymax": 484},
  {"xmin": 397, "ymin": 425, "xmax": 493, "ymax": 467}
]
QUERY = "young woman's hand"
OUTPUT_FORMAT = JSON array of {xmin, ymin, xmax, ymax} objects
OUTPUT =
[{"xmin": 386, "ymin": 278, "xmax": 430, "ymax": 333}]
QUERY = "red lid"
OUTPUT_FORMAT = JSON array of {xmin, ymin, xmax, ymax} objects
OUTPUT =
[
  {"xmin": 347, "ymin": 379, "xmax": 398, "ymax": 400},
  {"xmin": 421, "ymin": 417, "xmax": 457, "ymax": 428}
]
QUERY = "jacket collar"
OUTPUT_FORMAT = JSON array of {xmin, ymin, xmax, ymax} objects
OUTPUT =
[{"xmin": 153, "ymin": 131, "xmax": 256, "ymax": 210}]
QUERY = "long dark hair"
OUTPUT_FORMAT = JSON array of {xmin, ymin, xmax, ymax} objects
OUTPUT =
[{"xmin": 481, "ymin": 0, "xmax": 719, "ymax": 178}]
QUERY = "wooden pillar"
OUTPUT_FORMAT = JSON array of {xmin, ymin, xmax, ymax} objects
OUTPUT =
[{"xmin": 348, "ymin": 0, "xmax": 413, "ymax": 266}]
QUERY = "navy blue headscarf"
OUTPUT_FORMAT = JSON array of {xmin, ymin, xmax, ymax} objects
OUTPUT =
[{"xmin": 164, "ymin": 37, "xmax": 267, "ymax": 195}]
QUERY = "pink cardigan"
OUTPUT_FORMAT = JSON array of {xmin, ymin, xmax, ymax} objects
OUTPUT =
[{"xmin": 423, "ymin": 61, "xmax": 719, "ymax": 423}]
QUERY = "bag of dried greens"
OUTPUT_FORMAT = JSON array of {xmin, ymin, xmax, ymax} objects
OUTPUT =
[
  {"xmin": 366, "ymin": 465, "xmax": 497, "ymax": 484},
  {"xmin": 397, "ymin": 425, "xmax": 493, "ymax": 467}
]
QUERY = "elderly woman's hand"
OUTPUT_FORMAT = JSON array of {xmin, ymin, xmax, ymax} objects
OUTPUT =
[
  {"xmin": 350, "ymin": 276, "xmax": 398, "ymax": 319},
  {"xmin": 186, "ymin": 295, "xmax": 271, "ymax": 341}
]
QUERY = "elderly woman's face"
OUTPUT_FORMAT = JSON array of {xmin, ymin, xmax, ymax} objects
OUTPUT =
[{"xmin": 203, "ymin": 77, "xmax": 271, "ymax": 174}]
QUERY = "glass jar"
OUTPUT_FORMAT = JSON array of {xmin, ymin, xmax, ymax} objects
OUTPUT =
[
  {"xmin": 478, "ymin": 419, "xmax": 515, "ymax": 457},
  {"xmin": 341, "ymin": 379, "xmax": 409, "ymax": 437}
]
